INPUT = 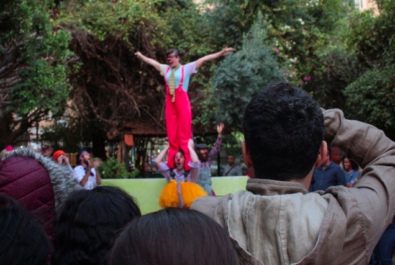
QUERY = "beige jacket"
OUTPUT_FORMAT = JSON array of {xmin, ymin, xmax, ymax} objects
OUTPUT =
[{"xmin": 191, "ymin": 109, "xmax": 395, "ymax": 265}]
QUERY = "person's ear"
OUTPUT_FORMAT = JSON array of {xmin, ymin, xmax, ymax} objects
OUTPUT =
[
  {"xmin": 315, "ymin": 141, "xmax": 328, "ymax": 168},
  {"xmin": 242, "ymin": 141, "xmax": 253, "ymax": 168}
]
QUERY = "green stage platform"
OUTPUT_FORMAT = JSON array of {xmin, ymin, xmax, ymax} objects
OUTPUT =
[{"xmin": 102, "ymin": 176, "xmax": 248, "ymax": 214}]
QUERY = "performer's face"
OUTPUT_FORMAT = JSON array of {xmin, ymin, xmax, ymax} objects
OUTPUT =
[
  {"xmin": 167, "ymin": 53, "xmax": 180, "ymax": 68},
  {"xmin": 197, "ymin": 149, "xmax": 209, "ymax": 162},
  {"xmin": 174, "ymin": 151, "xmax": 185, "ymax": 170}
]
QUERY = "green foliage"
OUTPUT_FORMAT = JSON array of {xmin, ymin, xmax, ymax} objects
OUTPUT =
[
  {"xmin": 40, "ymin": 122, "xmax": 81, "ymax": 153},
  {"xmin": 344, "ymin": 67, "xmax": 395, "ymax": 130},
  {"xmin": 1, "ymin": 0, "xmax": 73, "ymax": 145},
  {"xmin": 198, "ymin": 18, "xmax": 285, "ymax": 130},
  {"xmin": 99, "ymin": 158, "xmax": 138, "ymax": 179},
  {"xmin": 343, "ymin": 0, "xmax": 395, "ymax": 136}
]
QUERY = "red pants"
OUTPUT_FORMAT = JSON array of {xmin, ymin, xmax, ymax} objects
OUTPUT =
[{"xmin": 166, "ymin": 87, "xmax": 191, "ymax": 171}]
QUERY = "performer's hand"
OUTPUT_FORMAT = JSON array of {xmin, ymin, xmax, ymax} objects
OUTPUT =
[
  {"xmin": 220, "ymin": 47, "xmax": 234, "ymax": 56},
  {"xmin": 217, "ymin": 123, "xmax": 225, "ymax": 137},
  {"xmin": 134, "ymin": 51, "xmax": 143, "ymax": 59}
]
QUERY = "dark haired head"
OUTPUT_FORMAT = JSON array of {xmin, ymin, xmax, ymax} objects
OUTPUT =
[
  {"xmin": 52, "ymin": 186, "xmax": 141, "ymax": 265},
  {"xmin": 243, "ymin": 82, "xmax": 324, "ymax": 181},
  {"xmin": 342, "ymin": 156, "xmax": 359, "ymax": 171},
  {"xmin": 109, "ymin": 208, "xmax": 238, "ymax": 265},
  {"xmin": 0, "ymin": 195, "xmax": 50, "ymax": 265},
  {"xmin": 166, "ymin": 48, "xmax": 185, "ymax": 58}
]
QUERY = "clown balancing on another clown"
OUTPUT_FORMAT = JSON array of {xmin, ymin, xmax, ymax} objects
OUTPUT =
[{"xmin": 135, "ymin": 47, "xmax": 233, "ymax": 172}]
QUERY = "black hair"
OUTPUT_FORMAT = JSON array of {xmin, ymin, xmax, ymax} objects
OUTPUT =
[
  {"xmin": 52, "ymin": 186, "xmax": 141, "ymax": 265},
  {"xmin": 0, "ymin": 195, "xmax": 50, "ymax": 265},
  {"xmin": 243, "ymin": 82, "xmax": 324, "ymax": 181},
  {"xmin": 341, "ymin": 156, "xmax": 359, "ymax": 171},
  {"xmin": 176, "ymin": 148, "xmax": 185, "ymax": 157},
  {"xmin": 108, "ymin": 208, "xmax": 238, "ymax": 265},
  {"xmin": 166, "ymin": 48, "xmax": 185, "ymax": 58}
]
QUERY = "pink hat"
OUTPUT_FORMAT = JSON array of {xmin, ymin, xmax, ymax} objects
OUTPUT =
[{"xmin": 5, "ymin": 146, "xmax": 13, "ymax": 152}]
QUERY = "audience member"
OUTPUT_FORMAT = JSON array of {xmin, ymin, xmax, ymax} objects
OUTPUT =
[
  {"xmin": 0, "ymin": 195, "xmax": 50, "ymax": 265},
  {"xmin": 192, "ymin": 82, "xmax": 395, "ymax": 264},
  {"xmin": 0, "ymin": 145, "xmax": 13, "ymax": 160},
  {"xmin": 371, "ymin": 216, "xmax": 395, "ymax": 265},
  {"xmin": 73, "ymin": 150, "xmax": 101, "ymax": 190},
  {"xmin": 341, "ymin": 156, "xmax": 360, "ymax": 187},
  {"xmin": 53, "ymin": 150, "xmax": 73, "ymax": 172},
  {"xmin": 108, "ymin": 208, "xmax": 238, "ymax": 265},
  {"xmin": 223, "ymin": 154, "xmax": 243, "ymax": 176},
  {"xmin": 41, "ymin": 146, "xmax": 54, "ymax": 157},
  {"xmin": 309, "ymin": 146, "xmax": 347, "ymax": 191},
  {"xmin": 52, "ymin": 186, "xmax": 141, "ymax": 265},
  {"xmin": 195, "ymin": 123, "xmax": 224, "ymax": 195},
  {"xmin": 0, "ymin": 148, "xmax": 74, "ymax": 241}
]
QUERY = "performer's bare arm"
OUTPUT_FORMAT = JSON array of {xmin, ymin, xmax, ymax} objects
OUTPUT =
[
  {"xmin": 134, "ymin": 52, "xmax": 161, "ymax": 72},
  {"xmin": 155, "ymin": 145, "xmax": 169, "ymax": 168},
  {"xmin": 195, "ymin": 47, "xmax": 234, "ymax": 70},
  {"xmin": 188, "ymin": 139, "xmax": 199, "ymax": 164}
]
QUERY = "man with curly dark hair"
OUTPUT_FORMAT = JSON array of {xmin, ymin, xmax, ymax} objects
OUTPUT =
[{"xmin": 192, "ymin": 82, "xmax": 395, "ymax": 265}]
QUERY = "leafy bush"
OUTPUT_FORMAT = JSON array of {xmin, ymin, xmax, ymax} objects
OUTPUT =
[{"xmin": 98, "ymin": 158, "xmax": 138, "ymax": 179}]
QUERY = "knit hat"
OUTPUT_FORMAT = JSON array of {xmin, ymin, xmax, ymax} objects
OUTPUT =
[{"xmin": 53, "ymin": 150, "xmax": 66, "ymax": 161}]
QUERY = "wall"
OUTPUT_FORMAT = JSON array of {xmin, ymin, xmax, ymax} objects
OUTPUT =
[{"xmin": 102, "ymin": 176, "xmax": 248, "ymax": 214}]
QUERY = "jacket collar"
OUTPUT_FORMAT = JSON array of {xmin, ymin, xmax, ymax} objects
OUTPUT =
[{"xmin": 246, "ymin": 178, "xmax": 308, "ymax": 196}]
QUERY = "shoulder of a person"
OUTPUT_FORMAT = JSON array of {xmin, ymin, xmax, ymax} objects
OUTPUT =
[
  {"xmin": 73, "ymin": 165, "xmax": 83, "ymax": 171},
  {"xmin": 191, "ymin": 195, "xmax": 224, "ymax": 218}
]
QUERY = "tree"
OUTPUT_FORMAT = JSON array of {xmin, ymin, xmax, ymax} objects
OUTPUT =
[
  {"xmin": 343, "ymin": 0, "xmax": 395, "ymax": 138},
  {"xmin": 0, "ymin": 0, "xmax": 73, "ymax": 147},
  {"xmin": 197, "ymin": 18, "xmax": 285, "ymax": 131}
]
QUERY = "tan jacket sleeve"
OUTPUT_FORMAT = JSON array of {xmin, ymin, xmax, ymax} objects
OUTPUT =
[{"xmin": 324, "ymin": 109, "xmax": 395, "ymax": 243}]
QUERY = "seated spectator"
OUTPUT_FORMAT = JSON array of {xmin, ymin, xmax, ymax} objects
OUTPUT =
[
  {"xmin": 0, "ymin": 194, "xmax": 50, "ymax": 265},
  {"xmin": 53, "ymin": 150, "xmax": 73, "ymax": 172},
  {"xmin": 52, "ymin": 186, "xmax": 141, "ymax": 265},
  {"xmin": 371, "ymin": 216, "xmax": 395, "ymax": 265},
  {"xmin": 0, "ymin": 145, "xmax": 13, "ymax": 160},
  {"xmin": 309, "ymin": 146, "xmax": 346, "ymax": 191},
  {"xmin": 108, "ymin": 208, "xmax": 238, "ymax": 265},
  {"xmin": 73, "ymin": 150, "xmax": 101, "ymax": 190},
  {"xmin": 223, "ymin": 154, "xmax": 243, "ymax": 176},
  {"xmin": 0, "ymin": 148, "xmax": 74, "ymax": 242},
  {"xmin": 192, "ymin": 82, "xmax": 395, "ymax": 264},
  {"xmin": 341, "ymin": 156, "xmax": 360, "ymax": 187}
]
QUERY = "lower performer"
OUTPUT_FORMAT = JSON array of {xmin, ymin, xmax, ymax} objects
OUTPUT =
[{"xmin": 155, "ymin": 139, "xmax": 207, "ymax": 208}]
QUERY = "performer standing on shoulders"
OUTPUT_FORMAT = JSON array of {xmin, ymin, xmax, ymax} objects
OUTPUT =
[
  {"xmin": 155, "ymin": 139, "xmax": 207, "ymax": 208},
  {"xmin": 135, "ymin": 48, "xmax": 233, "ymax": 171}
]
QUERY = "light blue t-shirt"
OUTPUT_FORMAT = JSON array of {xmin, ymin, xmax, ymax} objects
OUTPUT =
[{"xmin": 160, "ymin": 62, "xmax": 197, "ymax": 92}]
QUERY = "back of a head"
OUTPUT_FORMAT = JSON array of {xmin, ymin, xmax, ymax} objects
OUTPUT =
[
  {"xmin": 52, "ymin": 186, "xmax": 141, "ymax": 265},
  {"xmin": 0, "ymin": 195, "xmax": 50, "ymax": 265},
  {"xmin": 109, "ymin": 208, "xmax": 238, "ymax": 265},
  {"xmin": 243, "ymin": 82, "xmax": 324, "ymax": 181}
]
